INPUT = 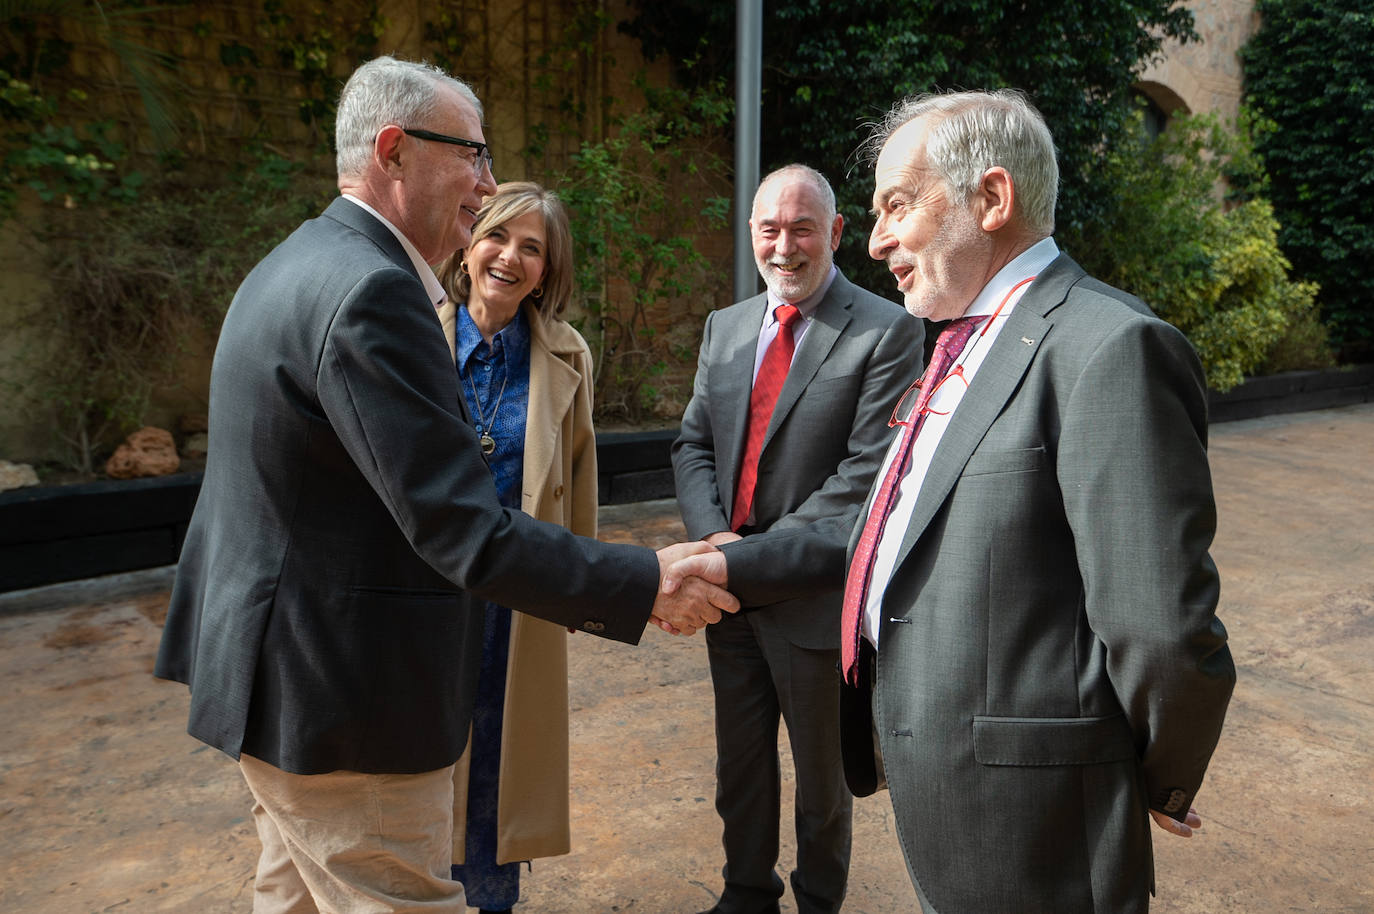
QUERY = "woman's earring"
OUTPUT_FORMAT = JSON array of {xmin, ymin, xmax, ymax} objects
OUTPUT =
[
  {"xmin": 459, "ymin": 260, "xmax": 470, "ymax": 275},
  {"xmin": 531, "ymin": 286, "xmax": 544, "ymax": 299}
]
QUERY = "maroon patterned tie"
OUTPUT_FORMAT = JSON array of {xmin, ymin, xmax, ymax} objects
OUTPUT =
[
  {"xmin": 730, "ymin": 304, "xmax": 803, "ymax": 531},
  {"xmin": 839, "ymin": 315, "xmax": 988, "ymax": 686}
]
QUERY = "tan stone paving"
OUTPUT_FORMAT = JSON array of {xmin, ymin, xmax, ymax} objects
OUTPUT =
[{"xmin": 1, "ymin": 403, "xmax": 1371, "ymax": 913}]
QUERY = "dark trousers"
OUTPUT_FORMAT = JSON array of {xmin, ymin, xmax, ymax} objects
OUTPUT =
[{"xmin": 705, "ymin": 612, "xmax": 853, "ymax": 914}]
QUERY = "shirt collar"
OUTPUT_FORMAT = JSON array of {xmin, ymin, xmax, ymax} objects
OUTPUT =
[
  {"xmin": 340, "ymin": 194, "xmax": 448, "ymax": 309},
  {"xmin": 765, "ymin": 264, "xmax": 838, "ymax": 325},
  {"xmin": 456, "ymin": 303, "xmax": 530, "ymax": 372},
  {"xmin": 963, "ymin": 237, "xmax": 1059, "ymax": 317}
]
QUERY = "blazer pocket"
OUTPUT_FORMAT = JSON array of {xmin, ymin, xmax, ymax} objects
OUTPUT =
[
  {"xmin": 962, "ymin": 445, "xmax": 1046, "ymax": 477},
  {"xmin": 973, "ymin": 713, "xmax": 1135, "ymax": 766},
  {"xmin": 808, "ymin": 367, "xmax": 859, "ymax": 387}
]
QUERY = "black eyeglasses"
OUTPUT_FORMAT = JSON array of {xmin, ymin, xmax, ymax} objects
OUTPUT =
[{"xmin": 402, "ymin": 128, "xmax": 494, "ymax": 175}]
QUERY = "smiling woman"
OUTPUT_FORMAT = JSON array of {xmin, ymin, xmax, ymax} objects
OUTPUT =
[
  {"xmin": 431, "ymin": 181, "xmax": 589, "ymax": 913},
  {"xmin": 463, "ymin": 210, "xmax": 548, "ymax": 341}
]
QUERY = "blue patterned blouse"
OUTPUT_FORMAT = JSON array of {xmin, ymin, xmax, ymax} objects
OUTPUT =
[{"xmin": 455, "ymin": 304, "xmax": 530, "ymax": 508}]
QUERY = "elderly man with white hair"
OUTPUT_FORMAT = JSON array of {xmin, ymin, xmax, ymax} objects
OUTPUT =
[{"xmin": 667, "ymin": 89, "xmax": 1235, "ymax": 914}]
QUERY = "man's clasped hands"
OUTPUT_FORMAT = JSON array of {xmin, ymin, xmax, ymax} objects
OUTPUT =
[{"xmin": 649, "ymin": 541, "xmax": 736, "ymax": 636}]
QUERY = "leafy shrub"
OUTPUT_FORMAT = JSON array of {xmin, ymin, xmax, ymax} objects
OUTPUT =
[
  {"xmin": 0, "ymin": 71, "xmax": 136, "ymax": 214},
  {"xmin": 553, "ymin": 76, "xmax": 731, "ymax": 423},
  {"xmin": 0, "ymin": 0, "xmax": 366, "ymax": 469},
  {"xmin": 4, "ymin": 154, "xmax": 332, "ymax": 471},
  {"xmin": 1075, "ymin": 112, "xmax": 1324, "ymax": 391},
  {"xmin": 1241, "ymin": 0, "xmax": 1374, "ymax": 361},
  {"xmin": 1259, "ymin": 299, "xmax": 1337, "ymax": 375}
]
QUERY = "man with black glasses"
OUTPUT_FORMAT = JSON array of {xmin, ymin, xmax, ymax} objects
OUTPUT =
[{"xmin": 156, "ymin": 55, "xmax": 734, "ymax": 913}]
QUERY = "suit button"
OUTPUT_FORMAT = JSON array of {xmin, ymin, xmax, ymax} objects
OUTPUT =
[
  {"xmin": 554, "ymin": 484, "xmax": 564, "ymax": 498},
  {"xmin": 1163, "ymin": 789, "xmax": 1188, "ymax": 813},
  {"xmin": 580, "ymin": 620, "xmax": 605, "ymax": 632}
]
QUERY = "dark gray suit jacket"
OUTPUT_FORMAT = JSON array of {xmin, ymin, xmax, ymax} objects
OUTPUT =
[
  {"xmin": 155, "ymin": 198, "xmax": 658, "ymax": 776},
  {"xmin": 723, "ymin": 254, "xmax": 1235, "ymax": 913},
  {"xmin": 671, "ymin": 270, "xmax": 922, "ymax": 648}
]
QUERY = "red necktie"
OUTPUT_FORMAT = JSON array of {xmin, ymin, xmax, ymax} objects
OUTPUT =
[
  {"xmin": 730, "ymin": 304, "xmax": 803, "ymax": 531},
  {"xmin": 839, "ymin": 314, "xmax": 987, "ymax": 686}
]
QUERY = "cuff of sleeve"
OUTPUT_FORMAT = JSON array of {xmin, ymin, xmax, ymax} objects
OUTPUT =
[{"xmin": 1151, "ymin": 787, "xmax": 1191, "ymax": 818}]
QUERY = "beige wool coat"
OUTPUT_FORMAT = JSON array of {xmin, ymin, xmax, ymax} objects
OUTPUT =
[{"xmin": 440, "ymin": 300, "xmax": 598, "ymax": 864}]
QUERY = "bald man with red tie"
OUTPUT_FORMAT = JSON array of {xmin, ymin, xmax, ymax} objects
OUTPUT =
[{"xmin": 672, "ymin": 164, "xmax": 922, "ymax": 914}]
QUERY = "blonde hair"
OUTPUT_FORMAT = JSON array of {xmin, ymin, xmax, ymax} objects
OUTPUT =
[{"xmin": 436, "ymin": 181, "xmax": 574, "ymax": 319}]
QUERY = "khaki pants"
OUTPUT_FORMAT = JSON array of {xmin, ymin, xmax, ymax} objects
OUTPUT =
[{"xmin": 240, "ymin": 754, "xmax": 466, "ymax": 914}]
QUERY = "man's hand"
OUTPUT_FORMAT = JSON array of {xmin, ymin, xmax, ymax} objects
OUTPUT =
[
  {"xmin": 1150, "ymin": 806, "xmax": 1203, "ymax": 838},
  {"xmin": 650, "ymin": 542, "xmax": 738, "ymax": 636},
  {"xmin": 661, "ymin": 548, "xmax": 729, "ymax": 600}
]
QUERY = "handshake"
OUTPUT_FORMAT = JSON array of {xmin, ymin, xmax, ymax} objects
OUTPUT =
[{"xmin": 648, "ymin": 536, "xmax": 739, "ymax": 637}]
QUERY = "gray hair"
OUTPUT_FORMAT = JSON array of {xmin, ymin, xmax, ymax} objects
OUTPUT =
[
  {"xmin": 335, "ymin": 56, "xmax": 484, "ymax": 178},
  {"xmin": 754, "ymin": 163, "xmax": 837, "ymax": 223},
  {"xmin": 862, "ymin": 89, "xmax": 1058, "ymax": 237}
]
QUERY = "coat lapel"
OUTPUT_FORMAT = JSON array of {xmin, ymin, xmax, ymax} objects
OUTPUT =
[
  {"xmin": 522, "ymin": 306, "xmax": 580, "ymax": 510},
  {"xmin": 765, "ymin": 278, "xmax": 851, "ymax": 452},
  {"xmin": 888, "ymin": 255, "xmax": 1082, "ymax": 570}
]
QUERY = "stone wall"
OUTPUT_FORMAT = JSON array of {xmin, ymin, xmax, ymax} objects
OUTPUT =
[{"xmin": 1138, "ymin": 0, "xmax": 1259, "ymax": 121}]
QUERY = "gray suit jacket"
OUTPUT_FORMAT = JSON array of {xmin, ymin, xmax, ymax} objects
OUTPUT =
[
  {"xmin": 724, "ymin": 254, "xmax": 1235, "ymax": 913},
  {"xmin": 672, "ymin": 270, "xmax": 922, "ymax": 648},
  {"xmin": 155, "ymin": 198, "xmax": 658, "ymax": 776}
]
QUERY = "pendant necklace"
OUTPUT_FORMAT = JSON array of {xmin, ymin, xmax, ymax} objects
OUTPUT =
[{"xmin": 464, "ymin": 365, "xmax": 509, "ymax": 456}]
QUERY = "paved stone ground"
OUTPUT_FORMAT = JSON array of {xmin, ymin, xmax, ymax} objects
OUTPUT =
[{"xmin": 1, "ymin": 404, "xmax": 1371, "ymax": 913}]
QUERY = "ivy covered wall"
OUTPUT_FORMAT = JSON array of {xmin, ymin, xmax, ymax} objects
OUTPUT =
[{"xmin": 1, "ymin": 0, "xmax": 731, "ymax": 468}]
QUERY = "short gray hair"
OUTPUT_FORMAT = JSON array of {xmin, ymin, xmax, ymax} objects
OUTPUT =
[
  {"xmin": 754, "ymin": 163, "xmax": 837, "ymax": 223},
  {"xmin": 335, "ymin": 56, "xmax": 484, "ymax": 178},
  {"xmin": 862, "ymin": 89, "xmax": 1058, "ymax": 237}
]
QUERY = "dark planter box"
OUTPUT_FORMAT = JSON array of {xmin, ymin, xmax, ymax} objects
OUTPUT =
[
  {"xmin": 1208, "ymin": 364, "xmax": 1374, "ymax": 422},
  {"xmin": 3, "ymin": 368, "xmax": 1370, "ymax": 595},
  {"xmin": 0, "ymin": 473, "xmax": 202, "ymax": 593},
  {"xmin": 596, "ymin": 428, "xmax": 678, "ymax": 506}
]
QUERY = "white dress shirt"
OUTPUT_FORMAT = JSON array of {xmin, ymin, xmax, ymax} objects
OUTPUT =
[
  {"xmin": 750, "ymin": 265, "xmax": 837, "ymax": 382},
  {"xmin": 861, "ymin": 237, "xmax": 1060, "ymax": 647}
]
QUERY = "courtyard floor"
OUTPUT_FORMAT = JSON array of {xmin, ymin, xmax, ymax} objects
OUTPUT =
[{"xmin": 1, "ymin": 404, "xmax": 1371, "ymax": 913}]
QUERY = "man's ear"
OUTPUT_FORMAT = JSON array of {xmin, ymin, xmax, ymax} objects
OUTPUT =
[
  {"xmin": 374, "ymin": 124, "xmax": 407, "ymax": 177},
  {"xmin": 976, "ymin": 166, "xmax": 1015, "ymax": 233},
  {"xmin": 829, "ymin": 213, "xmax": 844, "ymax": 252}
]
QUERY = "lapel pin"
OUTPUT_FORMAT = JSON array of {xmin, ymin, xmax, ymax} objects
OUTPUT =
[{"xmin": 1021, "ymin": 336, "xmax": 1035, "ymax": 346}]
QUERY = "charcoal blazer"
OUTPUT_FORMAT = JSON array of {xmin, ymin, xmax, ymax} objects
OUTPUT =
[
  {"xmin": 155, "ymin": 198, "xmax": 658, "ymax": 777},
  {"xmin": 722, "ymin": 253, "xmax": 1235, "ymax": 913},
  {"xmin": 672, "ymin": 268, "xmax": 921, "ymax": 913},
  {"xmin": 672, "ymin": 270, "xmax": 923, "ymax": 648}
]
